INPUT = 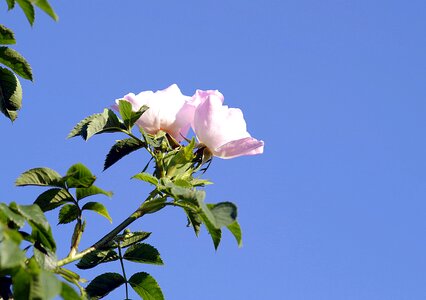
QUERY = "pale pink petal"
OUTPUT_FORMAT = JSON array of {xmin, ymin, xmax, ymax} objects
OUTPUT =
[{"xmin": 214, "ymin": 137, "xmax": 264, "ymax": 159}]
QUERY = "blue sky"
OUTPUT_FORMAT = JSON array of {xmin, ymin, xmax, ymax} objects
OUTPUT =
[{"xmin": 2, "ymin": 0, "xmax": 426, "ymax": 299}]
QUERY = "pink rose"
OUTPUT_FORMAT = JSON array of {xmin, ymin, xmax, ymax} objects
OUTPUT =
[
  {"xmin": 116, "ymin": 84, "xmax": 195, "ymax": 142},
  {"xmin": 192, "ymin": 90, "xmax": 264, "ymax": 159}
]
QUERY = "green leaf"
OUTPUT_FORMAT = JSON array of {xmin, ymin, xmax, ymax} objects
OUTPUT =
[
  {"xmin": 123, "ymin": 243, "xmax": 163, "ymax": 265},
  {"xmin": 164, "ymin": 139, "xmax": 196, "ymax": 177},
  {"xmin": 0, "ymin": 46, "xmax": 32, "ymax": 80},
  {"xmin": 0, "ymin": 66, "xmax": 22, "ymax": 121},
  {"xmin": 104, "ymin": 138, "xmax": 144, "ymax": 171},
  {"xmin": 129, "ymin": 272, "xmax": 164, "ymax": 300},
  {"xmin": 76, "ymin": 249, "xmax": 119, "ymax": 270},
  {"xmin": 12, "ymin": 267, "xmax": 31, "ymax": 299},
  {"xmin": 5, "ymin": 0, "xmax": 15, "ymax": 10},
  {"xmin": 113, "ymin": 231, "xmax": 151, "ymax": 248},
  {"xmin": 226, "ymin": 221, "xmax": 243, "ymax": 247},
  {"xmin": 118, "ymin": 99, "xmax": 148, "ymax": 130},
  {"xmin": 0, "ymin": 223, "xmax": 23, "ymax": 244},
  {"xmin": 0, "ymin": 239, "xmax": 25, "ymax": 269},
  {"xmin": 201, "ymin": 214, "xmax": 222, "ymax": 250},
  {"xmin": 34, "ymin": 247, "xmax": 57, "ymax": 270},
  {"xmin": 185, "ymin": 208, "xmax": 202, "ymax": 236},
  {"xmin": 140, "ymin": 197, "xmax": 167, "ymax": 214},
  {"xmin": 76, "ymin": 185, "xmax": 112, "ymax": 201},
  {"xmin": 60, "ymin": 282, "xmax": 82, "ymax": 300},
  {"xmin": 16, "ymin": 0, "xmax": 35, "ymax": 25},
  {"xmin": 58, "ymin": 204, "xmax": 79, "ymax": 224},
  {"xmin": 208, "ymin": 202, "xmax": 238, "ymax": 227},
  {"xmin": 132, "ymin": 172, "xmax": 158, "ymax": 186},
  {"xmin": 15, "ymin": 167, "xmax": 63, "ymax": 187},
  {"xmin": 10, "ymin": 202, "xmax": 50, "ymax": 230},
  {"xmin": 33, "ymin": 269, "xmax": 62, "ymax": 300},
  {"xmin": 29, "ymin": 220, "xmax": 56, "ymax": 251},
  {"xmin": 85, "ymin": 273, "xmax": 125, "ymax": 300},
  {"xmin": 0, "ymin": 203, "xmax": 25, "ymax": 227},
  {"xmin": 190, "ymin": 178, "xmax": 213, "ymax": 187},
  {"xmin": 32, "ymin": 0, "xmax": 58, "ymax": 21},
  {"xmin": 35, "ymin": 188, "xmax": 74, "ymax": 212},
  {"xmin": 66, "ymin": 163, "xmax": 96, "ymax": 188},
  {"xmin": 0, "ymin": 25, "xmax": 16, "ymax": 44},
  {"xmin": 81, "ymin": 202, "xmax": 112, "ymax": 223},
  {"xmin": 68, "ymin": 112, "xmax": 102, "ymax": 139}
]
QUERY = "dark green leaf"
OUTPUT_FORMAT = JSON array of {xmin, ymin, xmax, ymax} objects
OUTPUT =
[
  {"xmin": 34, "ymin": 247, "xmax": 57, "ymax": 270},
  {"xmin": 66, "ymin": 163, "xmax": 96, "ymax": 188},
  {"xmin": 58, "ymin": 204, "xmax": 79, "ymax": 224},
  {"xmin": 104, "ymin": 138, "xmax": 144, "ymax": 171},
  {"xmin": 129, "ymin": 272, "xmax": 164, "ymax": 300},
  {"xmin": 185, "ymin": 208, "xmax": 201, "ymax": 236},
  {"xmin": 32, "ymin": 0, "xmax": 58, "ymax": 21},
  {"xmin": 12, "ymin": 267, "xmax": 31, "ymax": 299},
  {"xmin": 15, "ymin": 167, "xmax": 63, "ymax": 187},
  {"xmin": 0, "ymin": 66, "xmax": 22, "ymax": 121},
  {"xmin": 35, "ymin": 188, "xmax": 74, "ymax": 212},
  {"xmin": 76, "ymin": 185, "xmax": 112, "ymax": 201},
  {"xmin": 208, "ymin": 202, "xmax": 238, "ymax": 227},
  {"xmin": 68, "ymin": 112, "xmax": 102, "ymax": 139},
  {"xmin": 60, "ymin": 282, "xmax": 81, "ymax": 300},
  {"xmin": 0, "ymin": 25, "xmax": 16, "ymax": 44},
  {"xmin": 226, "ymin": 221, "xmax": 242, "ymax": 247},
  {"xmin": 10, "ymin": 202, "xmax": 49, "ymax": 230},
  {"xmin": 0, "ymin": 223, "xmax": 23, "ymax": 244},
  {"xmin": 5, "ymin": 0, "xmax": 15, "ymax": 10},
  {"xmin": 81, "ymin": 202, "xmax": 112, "ymax": 223},
  {"xmin": 123, "ymin": 243, "xmax": 163, "ymax": 265},
  {"xmin": 113, "ymin": 231, "xmax": 151, "ymax": 248},
  {"xmin": 201, "ymin": 214, "xmax": 222, "ymax": 250},
  {"xmin": 118, "ymin": 99, "xmax": 148, "ymax": 130},
  {"xmin": 76, "ymin": 249, "xmax": 119, "ymax": 270},
  {"xmin": 0, "ymin": 203, "xmax": 25, "ymax": 227},
  {"xmin": 85, "ymin": 273, "xmax": 125, "ymax": 300},
  {"xmin": 0, "ymin": 46, "xmax": 32, "ymax": 80},
  {"xmin": 16, "ymin": 0, "xmax": 35, "ymax": 25},
  {"xmin": 30, "ymin": 220, "xmax": 56, "ymax": 251},
  {"xmin": 191, "ymin": 178, "xmax": 213, "ymax": 187},
  {"xmin": 132, "ymin": 172, "xmax": 158, "ymax": 186},
  {"xmin": 32, "ymin": 269, "xmax": 62, "ymax": 300},
  {"xmin": 0, "ymin": 239, "xmax": 25, "ymax": 269}
]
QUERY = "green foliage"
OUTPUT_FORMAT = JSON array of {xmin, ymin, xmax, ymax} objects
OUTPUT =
[
  {"xmin": 117, "ymin": 99, "xmax": 148, "ymax": 130},
  {"xmin": 129, "ymin": 272, "xmax": 165, "ymax": 300},
  {"xmin": 58, "ymin": 204, "xmax": 79, "ymax": 224},
  {"xmin": 35, "ymin": 188, "xmax": 74, "ymax": 212},
  {"xmin": 6, "ymin": 0, "xmax": 58, "ymax": 25},
  {"xmin": 0, "ymin": 46, "xmax": 32, "ymax": 80},
  {"xmin": 76, "ymin": 185, "xmax": 113, "ymax": 201},
  {"xmin": 133, "ymin": 172, "xmax": 159, "ymax": 186},
  {"xmin": 76, "ymin": 249, "xmax": 119, "ymax": 270},
  {"xmin": 85, "ymin": 272, "xmax": 126, "ymax": 299},
  {"xmin": 65, "ymin": 163, "xmax": 96, "ymax": 188},
  {"xmin": 104, "ymin": 138, "xmax": 145, "ymax": 170},
  {"xmin": 81, "ymin": 202, "xmax": 112, "ymax": 223},
  {"xmin": 123, "ymin": 243, "xmax": 164, "ymax": 265},
  {"xmin": 0, "ymin": 25, "xmax": 16, "ymax": 44},
  {"xmin": 0, "ymin": 66, "xmax": 22, "ymax": 121},
  {"xmin": 15, "ymin": 167, "xmax": 63, "ymax": 187}
]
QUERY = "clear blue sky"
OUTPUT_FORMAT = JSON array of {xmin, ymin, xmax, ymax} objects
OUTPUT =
[{"xmin": 2, "ymin": 1, "xmax": 426, "ymax": 299}]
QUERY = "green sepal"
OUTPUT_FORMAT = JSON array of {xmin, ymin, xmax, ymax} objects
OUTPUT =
[
  {"xmin": 0, "ymin": 25, "xmax": 16, "ymax": 44},
  {"xmin": 85, "ymin": 272, "xmax": 126, "ymax": 300},
  {"xmin": 34, "ymin": 188, "xmax": 74, "ymax": 212},
  {"xmin": 128, "ymin": 272, "xmax": 164, "ymax": 300},
  {"xmin": 123, "ymin": 243, "xmax": 164, "ymax": 265},
  {"xmin": 15, "ymin": 167, "xmax": 63, "ymax": 187},
  {"xmin": 0, "ymin": 66, "xmax": 22, "ymax": 121},
  {"xmin": 76, "ymin": 249, "xmax": 119, "ymax": 270},
  {"xmin": 58, "ymin": 204, "xmax": 79, "ymax": 225},
  {"xmin": 0, "ymin": 46, "xmax": 32, "ymax": 80},
  {"xmin": 81, "ymin": 202, "xmax": 112, "ymax": 223},
  {"xmin": 104, "ymin": 138, "xmax": 144, "ymax": 171}
]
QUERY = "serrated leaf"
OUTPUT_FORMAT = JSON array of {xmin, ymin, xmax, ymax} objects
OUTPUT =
[
  {"xmin": 129, "ymin": 272, "xmax": 164, "ymax": 300},
  {"xmin": 191, "ymin": 178, "xmax": 213, "ymax": 187},
  {"xmin": 32, "ymin": 0, "xmax": 58, "ymax": 21},
  {"xmin": 0, "ymin": 46, "xmax": 32, "ymax": 80},
  {"xmin": 118, "ymin": 99, "xmax": 148, "ymax": 130},
  {"xmin": 15, "ymin": 167, "xmax": 63, "ymax": 187},
  {"xmin": 10, "ymin": 202, "xmax": 49, "ymax": 230},
  {"xmin": 58, "ymin": 204, "xmax": 79, "ymax": 224},
  {"xmin": 132, "ymin": 172, "xmax": 158, "ymax": 186},
  {"xmin": 0, "ymin": 66, "xmax": 22, "ymax": 121},
  {"xmin": 226, "ymin": 221, "xmax": 242, "ymax": 247},
  {"xmin": 29, "ymin": 220, "xmax": 56, "ymax": 251},
  {"xmin": 60, "ymin": 282, "xmax": 81, "ymax": 300},
  {"xmin": 201, "ymin": 214, "xmax": 222, "ymax": 250},
  {"xmin": 66, "ymin": 163, "xmax": 96, "ymax": 188},
  {"xmin": 208, "ymin": 202, "xmax": 238, "ymax": 227},
  {"xmin": 76, "ymin": 185, "xmax": 112, "ymax": 201},
  {"xmin": 104, "ymin": 138, "xmax": 144, "ymax": 170},
  {"xmin": 81, "ymin": 202, "xmax": 112, "ymax": 223},
  {"xmin": 0, "ymin": 203, "xmax": 25, "ymax": 227},
  {"xmin": 16, "ymin": 0, "xmax": 35, "ymax": 25},
  {"xmin": 123, "ymin": 243, "xmax": 163, "ymax": 265},
  {"xmin": 35, "ymin": 188, "xmax": 74, "ymax": 212},
  {"xmin": 0, "ymin": 25, "xmax": 16, "ymax": 44},
  {"xmin": 68, "ymin": 112, "xmax": 102, "ymax": 139},
  {"xmin": 85, "ymin": 273, "xmax": 125, "ymax": 300},
  {"xmin": 114, "ymin": 231, "xmax": 151, "ymax": 248},
  {"xmin": 76, "ymin": 249, "xmax": 119, "ymax": 270},
  {"xmin": 86, "ymin": 109, "xmax": 123, "ymax": 140},
  {"xmin": 34, "ymin": 247, "xmax": 57, "ymax": 270},
  {"xmin": 185, "ymin": 208, "xmax": 201, "ymax": 236}
]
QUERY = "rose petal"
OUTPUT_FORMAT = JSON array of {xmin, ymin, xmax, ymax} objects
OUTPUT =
[{"xmin": 214, "ymin": 137, "xmax": 264, "ymax": 159}]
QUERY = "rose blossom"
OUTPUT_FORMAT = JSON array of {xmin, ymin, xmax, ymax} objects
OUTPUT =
[
  {"xmin": 192, "ymin": 90, "xmax": 264, "ymax": 159},
  {"xmin": 116, "ymin": 84, "xmax": 195, "ymax": 142}
]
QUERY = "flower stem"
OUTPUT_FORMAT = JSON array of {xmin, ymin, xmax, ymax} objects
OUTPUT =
[{"xmin": 117, "ymin": 243, "xmax": 129, "ymax": 299}]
